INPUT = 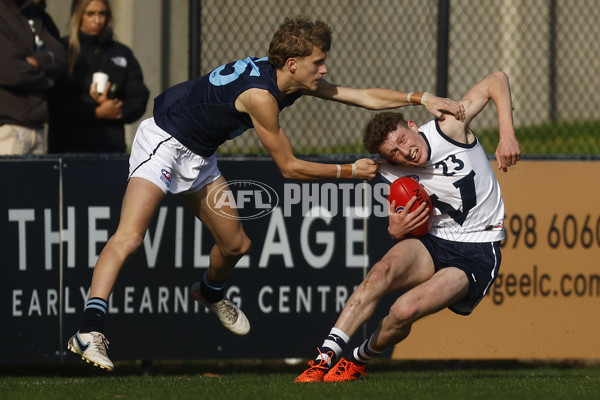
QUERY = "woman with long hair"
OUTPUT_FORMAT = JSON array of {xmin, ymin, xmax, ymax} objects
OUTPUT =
[{"xmin": 48, "ymin": 0, "xmax": 149, "ymax": 153}]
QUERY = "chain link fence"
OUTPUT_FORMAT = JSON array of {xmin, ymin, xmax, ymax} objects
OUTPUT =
[{"xmin": 196, "ymin": 0, "xmax": 600, "ymax": 157}]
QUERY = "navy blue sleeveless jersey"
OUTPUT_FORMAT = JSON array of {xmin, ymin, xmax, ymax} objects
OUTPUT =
[{"xmin": 153, "ymin": 57, "xmax": 302, "ymax": 157}]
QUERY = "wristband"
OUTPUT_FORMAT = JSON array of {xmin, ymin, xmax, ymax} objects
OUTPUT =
[
  {"xmin": 420, "ymin": 92, "xmax": 430, "ymax": 105},
  {"xmin": 406, "ymin": 92, "xmax": 414, "ymax": 105},
  {"xmin": 351, "ymin": 163, "xmax": 357, "ymax": 179},
  {"xmin": 336, "ymin": 164, "xmax": 341, "ymax": 178}
]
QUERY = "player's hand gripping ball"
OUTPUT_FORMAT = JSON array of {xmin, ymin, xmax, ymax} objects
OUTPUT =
[{"xmin": 388, "ymin": 177, "xmax": 434, "ymax": 236}]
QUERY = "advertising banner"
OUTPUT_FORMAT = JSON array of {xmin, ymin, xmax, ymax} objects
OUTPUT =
[
  {"xmin": 2, "ymin": 156, "xmax": 393, "ymax": 363},
  {"xmin": 2, "ymin": 158, "xmax": 599, "ymax": 363},
  {"xmin": 2, "ymin": 159, "xmax": 61, "ymax": 362}
]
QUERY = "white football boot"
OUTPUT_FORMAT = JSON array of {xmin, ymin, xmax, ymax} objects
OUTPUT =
[
  {"xmin": 67, "ymin": 331, "xmax": 114, "ymax": 371},
  {"xmin": 191, "ymin": 282, "xmax": 250, "ymax": 335}
]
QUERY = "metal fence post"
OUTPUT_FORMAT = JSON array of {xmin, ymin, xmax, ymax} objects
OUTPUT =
[
  {"xmin": 436, "ymin": 0, "xmax": 450, "ymax": 97},
  {"xmin": 189, "ymin": 0, "xmax": 202, "ymax": 79}
]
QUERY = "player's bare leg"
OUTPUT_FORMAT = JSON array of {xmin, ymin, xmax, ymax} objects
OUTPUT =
[
  {"xmin": 90, "ymin": 178, "xmax": 166, "ymax": 299},
  {"xmin": 333, "ymin": 239, "xmax": 435, "ymax": 337},
  {"xmin": 68, "ymin": 177, "xmax": 166, "ymax": 371},
  {"xmin": 182, "ymin": 176, "xmax": 251, "ymax": 281},
  {"xmin": 183, "ymin": 176, "xmax": 252, "ymax": 335},
  {"xmin": 371, "ymin": 267, "xmax": 469, "ymax": 350},
  {"xmin": 323, "ymin": 267, "xmax": 469, "ymax": 382},
  {"xmin": 296, "ymin": 239, "xmax": 434, "ymax": 382}
]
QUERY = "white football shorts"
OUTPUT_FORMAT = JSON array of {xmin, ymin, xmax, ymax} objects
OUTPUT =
[{"xmin": 128, "ymin": 118, "xmax": 221, "ymax": 195}]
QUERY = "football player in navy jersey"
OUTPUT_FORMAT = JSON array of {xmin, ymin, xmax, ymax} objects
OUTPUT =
[
  {"xmin": 67, "ymin": 16, "xmax": 466, "ymax": 371},
  {"xmin": 295, "ymin": 71, "xmax": 520, "ymax": 382}
]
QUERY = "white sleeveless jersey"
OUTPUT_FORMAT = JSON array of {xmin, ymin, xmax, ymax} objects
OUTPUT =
[{"xmin": 379, "ymin": 119, "xmax": 505, "ymax": 243}]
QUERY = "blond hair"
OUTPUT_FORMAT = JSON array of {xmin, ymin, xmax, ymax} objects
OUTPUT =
[
  {"xmin": 268, "ymin": 17, "xmax": 332, "ymax": 68},
  {"xmin": 67, "ymin": 0, "xmax": 113, "ymax": 77}
]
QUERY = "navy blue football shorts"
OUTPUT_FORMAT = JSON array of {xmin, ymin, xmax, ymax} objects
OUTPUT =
[{"xmin": 418, "ymin": 235, "xmax": 501, "ymax": 315}]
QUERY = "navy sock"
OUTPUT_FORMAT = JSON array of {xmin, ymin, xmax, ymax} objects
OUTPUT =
[
  {"xmin": 316, "ymin": 328, "xmax": 350, "ymax": 366},
  {"xmin": 200, "ymin": 272, "xmax": 225, "ymax": 303},
  {"xmin": 350, "ymin": 335, "xmax": 384, "ymax": 365},
  {"xmin": 79, "ymin": 297, "xmax": 108, "ymax": 333}
]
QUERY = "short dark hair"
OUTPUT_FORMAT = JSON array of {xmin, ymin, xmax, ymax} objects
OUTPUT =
[
  {"xmin": 268, "ymin": 17, "xmax": 332, "ymax": 68},
  {"xmin": 363, "ymin": 112, "xmax": 409, "ymax": 154}
]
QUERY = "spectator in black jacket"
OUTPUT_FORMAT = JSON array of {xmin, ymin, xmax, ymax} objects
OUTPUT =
[
  {"xmin": 48, "ymin": 0, "xmax": 149, "ymax": 153},
  {"xmin": 0, "ymin": 0, "xmax": 67, "ymax": 155}
]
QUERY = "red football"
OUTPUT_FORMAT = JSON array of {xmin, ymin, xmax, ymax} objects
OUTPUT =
[{"xmin": 388, "ymin": 176, "xmax": 434, "ymax": 236}]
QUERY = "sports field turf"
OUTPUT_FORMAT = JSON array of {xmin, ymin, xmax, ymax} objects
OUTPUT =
[{"xmin": 2, "ymin": 360, "xmax": 599, "ymax": 400}]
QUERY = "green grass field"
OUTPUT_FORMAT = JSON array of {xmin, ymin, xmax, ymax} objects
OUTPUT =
[
  {"xmin": 477, "ymin": 120, "xmax": 600, "ymax": 157},
  {"xmin": 2, "ymin": 361, "xmax": 600, "ymax": 400}
]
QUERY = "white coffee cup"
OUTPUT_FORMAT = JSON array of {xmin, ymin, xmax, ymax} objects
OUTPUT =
[{"xmin": 92, "ymin": 72, "xmax": 109, "ymax": 94}]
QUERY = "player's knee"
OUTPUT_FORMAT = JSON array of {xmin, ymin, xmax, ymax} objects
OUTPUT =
[
  {"xmin": 111, "ymin": 230, "xmax": 144, "ymax": 256},
  {"xmin": 389, "ymin": 301, "xmax": 420, "ymax": 326},
  {"xmin": 363, "ymin": 260, "xmax": 392, "ymax": 289},
  {"xmin": 238, "ymin": 235, "xmax": 252, "ymax": 256},
  {"xmin": 221, "ymin": 234, "xmax": 251, "ymax": 260}
]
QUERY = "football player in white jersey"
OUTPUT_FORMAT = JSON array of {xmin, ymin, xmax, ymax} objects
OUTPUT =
[{"xmin": 295, "ymin": 71, "xmax": 520, "ymax": 382}]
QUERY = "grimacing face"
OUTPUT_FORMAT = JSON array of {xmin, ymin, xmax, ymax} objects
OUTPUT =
[{"xmin": 378, "ymin": 122, "xmax": 428, "ymax": 166}]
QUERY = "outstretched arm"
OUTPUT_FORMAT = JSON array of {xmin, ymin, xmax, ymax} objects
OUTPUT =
[
  {"xmin": 306, "ymin": 79, "xmax": 465, "ymax": 121},
  {"xmin": 237, "ymin": 88, "xmax": 378, "ymax": 181}
]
